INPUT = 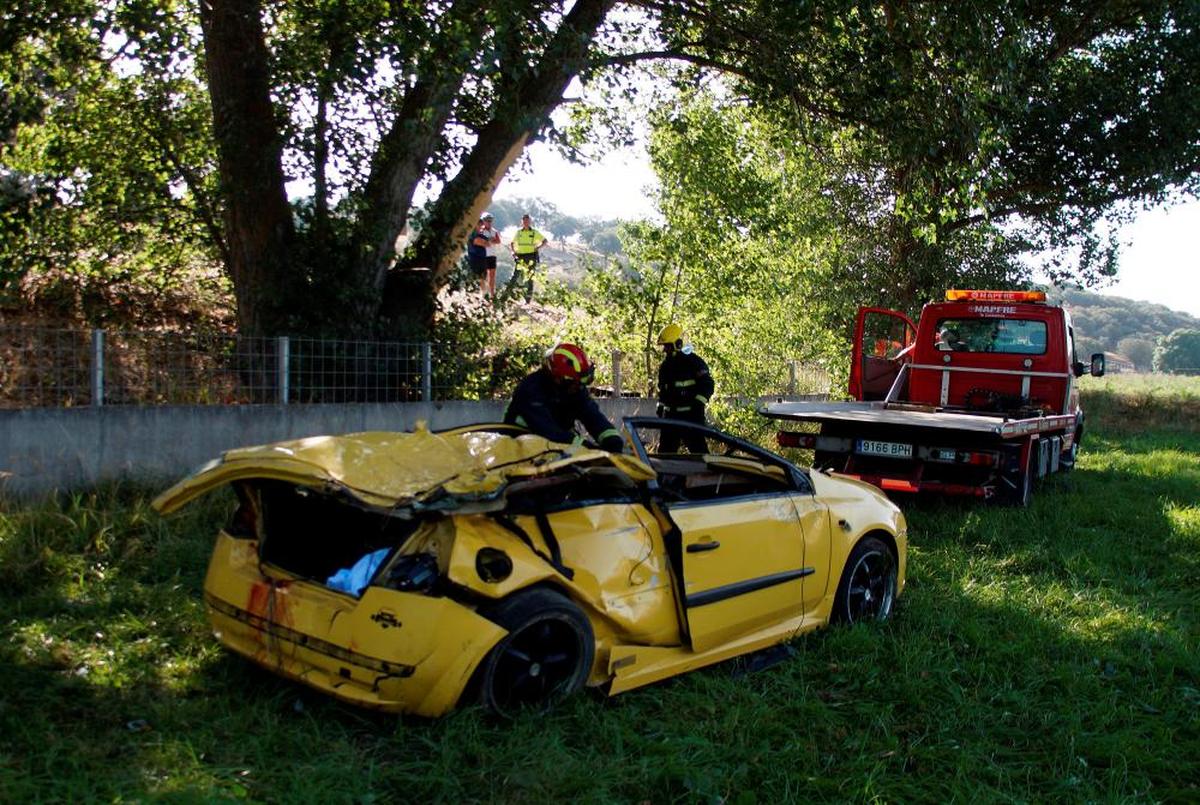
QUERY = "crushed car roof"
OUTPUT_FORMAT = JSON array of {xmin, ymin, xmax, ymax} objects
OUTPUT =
[{"xmin": 152, "ymin": 424, "xmax": 656, "ymax": 515}]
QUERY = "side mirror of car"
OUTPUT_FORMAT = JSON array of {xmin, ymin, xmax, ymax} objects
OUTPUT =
[{"xmin": 1089, "ymin": 352, "xmax": 1106, "ymax": 377}]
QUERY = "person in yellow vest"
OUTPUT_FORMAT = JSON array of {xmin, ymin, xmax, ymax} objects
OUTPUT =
[{"xmin": 507, "ymin": 213, "xmax": 550, "ymax": 302}]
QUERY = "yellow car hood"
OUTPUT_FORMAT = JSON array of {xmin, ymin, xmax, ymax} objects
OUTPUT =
[{"xmin": 152, "ymin": 424, "xmax": 655, "ymax": 515}]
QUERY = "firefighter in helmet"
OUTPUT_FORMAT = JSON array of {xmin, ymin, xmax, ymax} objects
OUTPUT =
[
  {"xmin": 655, "ymin": 323, "xmax": 714, "ymax": 454},
  {"xmin": 504, "ymin": 342, "xmax": 625, "ymax": 452}
]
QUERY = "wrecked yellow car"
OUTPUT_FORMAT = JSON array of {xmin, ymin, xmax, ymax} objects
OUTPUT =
[{"xmin": 154, "ymin": 418, "xmax": 906, "ymax": 717}]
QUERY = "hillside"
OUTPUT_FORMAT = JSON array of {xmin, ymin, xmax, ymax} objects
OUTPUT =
[{"xmin": 1048, "ymin": 287, "xmax": 1200, "ymax": 369}]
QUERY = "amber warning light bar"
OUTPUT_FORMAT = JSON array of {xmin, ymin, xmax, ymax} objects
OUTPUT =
[{"xmin": 945, "ymin": 289, "xmax": 1047, "ymax": 303}]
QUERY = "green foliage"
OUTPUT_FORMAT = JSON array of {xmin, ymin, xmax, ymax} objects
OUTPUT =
[
  {"xmin": 2, "ymin": 414, "xmax": 1198, "ymax": 800},
  {"xmin": 1152, "ymin": 328, "xmax": 1200, "ymax": 373},
  {"xmin": 6, "ymin": 1, "xmax": 1200, "ymax": 341},
  {"xmin": 569, "ymin": 92, "xmax": 1020, "ymax": 400},
  {"xmin": 658, "ymin": 0, "xmax": 1200, "ymax": 289},
  {"xmin": 429, "ymin": 293, "xmax": 559, "ymax": 401},
  {"xmin": 0, "ymin": 1, "xmax": 222, "ymax": 320}
]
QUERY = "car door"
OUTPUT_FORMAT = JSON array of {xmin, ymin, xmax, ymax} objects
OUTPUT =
[{"xmin": 664, "ymin": 457, "xmax": 811, "ymax": 653}]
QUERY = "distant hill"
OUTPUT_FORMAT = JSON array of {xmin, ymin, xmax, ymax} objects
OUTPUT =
[{"xmin": 1049, "ymin": 287, "xmax": 1200, "ymax": 370}]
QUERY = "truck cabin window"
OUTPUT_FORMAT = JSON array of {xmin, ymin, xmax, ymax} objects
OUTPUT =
[{"xmin": 934, "ymin": 318, "xmax": 1047, "ymax": 355}]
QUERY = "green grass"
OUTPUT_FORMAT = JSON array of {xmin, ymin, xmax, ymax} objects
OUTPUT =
[
  {"xmin": 2, "ymin": 424, "xmax": 1198, "ymax": 801},
  {"xmin": 1078, "ymin": 372, "xmax": 1200, "ymax": 433}
]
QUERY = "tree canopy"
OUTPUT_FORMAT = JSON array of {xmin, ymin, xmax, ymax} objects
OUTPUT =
[
  {"xmin": 1153, "ymin": 329, "xmax": 1200, "ymax": 373},
  {"xmin": 2, "ymin": 0, "xmax": 1198, "ymax": 338}
]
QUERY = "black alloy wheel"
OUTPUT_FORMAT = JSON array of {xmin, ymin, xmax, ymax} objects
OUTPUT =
[
  {"xmin": 476, "ymin": 587, "xmax": 594, "ymax": 716},
  {"xmin": 832, "ymin": 536, "xmax": 897, "ymax": 625}
]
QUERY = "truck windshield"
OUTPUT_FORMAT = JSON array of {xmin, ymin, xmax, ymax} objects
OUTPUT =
[{"xmin": 934, "ymin": 318, "xmax": 1047, "ymax": 355}]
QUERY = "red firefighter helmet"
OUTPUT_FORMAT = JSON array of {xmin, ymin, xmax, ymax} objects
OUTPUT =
[{"xmin": 545, "ymin": 343, "xmax": 595, "ymax": 385}]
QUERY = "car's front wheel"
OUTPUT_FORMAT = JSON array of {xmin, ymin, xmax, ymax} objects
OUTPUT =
[
  {"xmin": 831, "ymin": 536, "xmax": 897, "ymax": 624},
  {"xmin": 476, "ymin": 587, "xmax": 594, "ymax": 716}
]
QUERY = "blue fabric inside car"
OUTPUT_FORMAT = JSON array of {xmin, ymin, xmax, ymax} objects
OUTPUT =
[{"xmin": 326, "ymin": 548, "xmax": 390, "ymax": 595}]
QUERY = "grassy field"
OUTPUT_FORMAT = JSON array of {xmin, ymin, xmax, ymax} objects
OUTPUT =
[{"xmin": 2, "ymin": 377, "xmax": 1198, "ymax": 802}]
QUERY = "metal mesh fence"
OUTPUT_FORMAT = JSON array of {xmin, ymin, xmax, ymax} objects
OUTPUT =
[
  {"xmin": 0, "ymin": 328, "xmax": 445, "ymax": 407},
  {"xmin": 1, "ymin": 326, "xmax": 831, "ymax": 409}
]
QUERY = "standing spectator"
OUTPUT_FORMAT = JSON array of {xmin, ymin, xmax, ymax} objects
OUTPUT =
[
  {"xmin": 655, "ymin": 323, "xmax": 714, "ymax": 454},
  {"xmin": 504, "ymin": 343, "xmax": 625, "ymax": 452},
  {"xmin": 468, "ymin": 212, "xmax": 502, "ymax": 298},
  {"xmin": 508, "ymin": 213, "xmax": 550, "ymax": 302}
]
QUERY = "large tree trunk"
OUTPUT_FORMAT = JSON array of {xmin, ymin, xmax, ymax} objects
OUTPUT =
[
  {"xmin": 199, "ymin": 0, "xmax": 295, "ymax": 337},
  {"xmin": 345, "ymin": 0, "xmax": 489, "ymax": 333},
  {"xmin": 389, "ymin": 0, "xmax": 618, "ymax": 328}
]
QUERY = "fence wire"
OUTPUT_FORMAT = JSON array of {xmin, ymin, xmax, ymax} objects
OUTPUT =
[{"xmin": 1, "ymin": 326, "xmax": 830, "ymax": 409}]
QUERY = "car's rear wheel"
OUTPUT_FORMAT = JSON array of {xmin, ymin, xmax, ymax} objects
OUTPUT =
[
  {"xmin": 831, "ymin": 536, "xmax": 896, "ymax": 625},
  {"xmin": 476, "ymin": 587, "xmax": 594, "ymax": 716}
]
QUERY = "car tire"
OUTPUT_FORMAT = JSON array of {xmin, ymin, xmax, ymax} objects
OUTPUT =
[
  {"xmin": 475, "ymin": 587, "xmax": 594, "ymax": 716},
  {"xmin": 831, "ymin": 536, "xmax": 896, "ymax": 625}
]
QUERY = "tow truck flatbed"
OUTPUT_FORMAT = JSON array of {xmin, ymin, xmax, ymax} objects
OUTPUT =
[{"xmin": 761, "ymin": 400, "xmax": 1077, "ymax": 439}]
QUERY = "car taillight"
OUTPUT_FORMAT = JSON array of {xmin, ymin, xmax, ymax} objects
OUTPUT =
[{"xmin": 777, "ymin": 431, "xmax": 816, "ymax": 449}]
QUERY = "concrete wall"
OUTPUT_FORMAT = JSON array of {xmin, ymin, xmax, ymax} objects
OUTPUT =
[{"xmin": 0, "ymin": 398, "xmax": 655, "ymax": 498}]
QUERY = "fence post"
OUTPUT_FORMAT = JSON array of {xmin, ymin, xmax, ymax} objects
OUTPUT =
[
  {"xmin": 276, "ymin": 336, "xmax": 289, "ymax": 405},
  {"xmin": 611, "ymin": 349, "xmax": 623, "ymax": 397},
  {"xmin": 788, "ymin": 360, "xmax": 798, "ymax": 396},
  {"xmin": 421, "ymin": 342, "xmax": 432, "ymax": 402},
  {"xmin": 91, "ymin": 329, "xmax": 105, "ymax": 407}
]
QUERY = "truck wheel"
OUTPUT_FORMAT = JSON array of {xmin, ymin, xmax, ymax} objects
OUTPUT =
[
  {"xmin": 1060, "ymin": 441, "xmax": 1078, "ymax": 473},
  {"xmin": 831, "ymin": 536, "xmax": 896, "ymax": 625},
  {"xmin": 475, "ymin": 587, "xmax": 594, "ymax": 716}
]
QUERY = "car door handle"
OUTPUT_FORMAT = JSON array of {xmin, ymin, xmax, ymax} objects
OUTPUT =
[{"xmin": 687, "ymin": 540, "xmax": 721, "ymax": 553}]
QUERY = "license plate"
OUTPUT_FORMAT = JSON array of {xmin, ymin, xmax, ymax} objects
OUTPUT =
[{"xmin": 856, "ymin": 439, "xmax": 913, "ymax": 459}]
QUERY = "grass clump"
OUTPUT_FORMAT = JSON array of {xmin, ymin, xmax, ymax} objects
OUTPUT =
[{"xmin": 1, "ymin": 424, "xmax": 1198, "ymax": 801}]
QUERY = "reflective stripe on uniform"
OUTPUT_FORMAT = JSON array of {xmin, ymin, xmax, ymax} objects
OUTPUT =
[
  {"xmin": 664, "ymin": 405, "xmax": 692, "ymax": 413},
  {"xmin": 674, "ymin": 379, "xmax": 696, "ymax": 387},
  {"xmin": 598, "ymin": 428, "xmax": 620, "ymax": 442},
  {"xmin": 514, "ymin": 415, "xmax": 528, "ymax": 428},
  {"xmin": 695, "ymin": 395, "xmax": 709, "ymax": 404}
]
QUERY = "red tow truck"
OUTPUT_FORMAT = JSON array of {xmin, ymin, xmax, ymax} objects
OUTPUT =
[{"xmin": 762, "ymin": 290, "xmax": 1106, "ymax": 505}]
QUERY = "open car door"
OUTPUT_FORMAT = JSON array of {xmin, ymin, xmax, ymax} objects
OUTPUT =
[
  {"xmin": 849, "ymin": 306, "xmax": 916, "ymax": 401},
  {"xmin": 626, "ymin": 418, "xmax": 827, "ymax": 654}
]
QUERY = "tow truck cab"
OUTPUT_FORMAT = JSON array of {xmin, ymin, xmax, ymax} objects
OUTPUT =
[{"xmin": 851, "ymin": 290, "xmax": 1105, "ymax": 416}]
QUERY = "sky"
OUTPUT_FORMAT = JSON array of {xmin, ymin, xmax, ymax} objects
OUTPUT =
[{"xmin": 496, "ymin": 143, "xmax": 1200, "ymax": 319}]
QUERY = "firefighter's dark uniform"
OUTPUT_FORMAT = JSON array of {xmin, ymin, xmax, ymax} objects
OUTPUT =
[
  {"xmin": 504, "ymin": 367, "xmax": 624, "ymax": 451},
  {"xmin": 657, "ymin": 349, "xmax": 714, "ymax": 454}
]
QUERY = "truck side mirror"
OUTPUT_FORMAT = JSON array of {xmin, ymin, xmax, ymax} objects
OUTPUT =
[{"xmin": 1089, "ymin": 352, "xmax": 1105, "ymax": 377}]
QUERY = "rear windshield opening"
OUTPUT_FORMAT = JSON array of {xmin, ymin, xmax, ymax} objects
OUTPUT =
[
  {"xmin": 249, "ymin": 481, "xmax": 424, "ymax": 587},
  {"xmin": 934, "ymin": 318, "xmax": 1047, "ymax": 355}
]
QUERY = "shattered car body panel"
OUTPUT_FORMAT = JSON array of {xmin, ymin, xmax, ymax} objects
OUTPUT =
[
  {"xmin": 155, "ymin": 420, "xmax": 906, "ymax": 717},
  {"xmin": 153, "ymin": 424, "xmax": 655, "ymax": 516}
]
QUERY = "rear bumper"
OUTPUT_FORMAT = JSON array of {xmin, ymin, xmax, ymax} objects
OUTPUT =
[
  {"xmin": 204, "ymin": 534, "xmax": 506, "ymax": 717},
  {"xmin": 849, "ymin": 474, "xmax": 991, "ymax": 498},
  {"xmin": 207, "ymin": 591, "xmax": 505, "ymax": 717}
]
